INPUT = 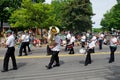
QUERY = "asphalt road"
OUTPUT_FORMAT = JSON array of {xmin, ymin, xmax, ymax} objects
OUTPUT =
[{"xmin": 0, "ymin": 45, "xmax": 120, "ymax": 80}]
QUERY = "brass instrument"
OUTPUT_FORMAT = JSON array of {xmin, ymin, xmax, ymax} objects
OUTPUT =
[{"xmin": 48, "ymin": 26, "xmax": 60, "ymax": 47}]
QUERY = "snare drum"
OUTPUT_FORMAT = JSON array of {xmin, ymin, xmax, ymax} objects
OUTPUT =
[{"xmin": 79, "ymin": 48, "xmax": 86, "ymax": 54}]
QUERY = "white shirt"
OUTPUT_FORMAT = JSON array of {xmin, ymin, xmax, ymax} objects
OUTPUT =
[
  {"xmin": 21, "ymin": 34, "xmax": 27, "ymax": 42},
  {"xmin": 26, "ymin": 35, "xmax": 30, "ymax": 42},
  {"xmin": 86, "ymin": 33, "xmax": 90, "ymax": 37},
  {"xmin": 91, "ymin": 36, "xmax": 97, "ymax": 43},
  {"xmin": 66, "ymin": 33, "xmax": 71, "ymax": 40},
  {"xmin": 88, "ymin": 41, "xmax": 96, "ymax": 49},
  {"xmin": 6, "ymin": 35, "xmax": 15, "ymax": 47},
  {"xmin": 81, "ymin": 35, "xmax": 86, "ymax": 42},
  {"xmin": 51, "ymin": 35, "xmax": 61, "ymax": 51},
  {"xmin": 110, "ymin": 37, "xmax": 118, "ymax": 46},
  {"xmin": 70, "ymin": 36, "xmax": 76, "ymax": 43},
  {"xmin": 99, "ymin": 34, "xmax": 104, "ymax": 40}
]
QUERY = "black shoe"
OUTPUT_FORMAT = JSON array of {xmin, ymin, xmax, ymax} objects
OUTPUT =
[
  {"xmin": 69, "ymin": 52, "xmax": 74, "ymax": 54},
  {"xmin": 28, "ymin": 50, "xmax": 31, "ymax": 52},
  {"xmin": 84, "ymin": 64, "xmax": 88, "ymax": 66},
  {"xmin": 45, "ymin": 65, "xmax": 52, "ymax": 69},
  {"xmin": 1, "ymin": 70, "xmax": 8, "ymax": 72},
  {"xmin": 109, "ymin": 61, "xmax": 112, "ymax": 63},
  {"xmin": 89, "ymin": 62, "xmax": 91, "ymax": 64},
  {"xmin": 53, "ymin": 64, "xmax": 60, "ymax": 67},
  {"xmin": 84, "ymin": 63, "xmax": 88, "ymax": 66},
  {"xmin": 18, "ymin": 55, "xmax": 22, "ymax": 56},
  {"xmin": 11, "ymin": 68, "xmax": 17, "ymax": 70},
  {"xmin": 24, "ymin": 54, "xmax": 28, "ymax": 56},
  {"xmin": 109, "ymin": 61, "xmax": 114, "ymax": 63},
  {"xmin": 46, "ymin": 54, "xmax": 51, "ymax": 56}
]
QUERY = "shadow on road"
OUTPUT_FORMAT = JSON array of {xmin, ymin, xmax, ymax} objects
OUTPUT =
[
  {"xmin": 17, "ymin": 62, "xmax": 27, "ymax": 69},
  {"xmin": 59, "ymin": 60, "xmax": 64, "ymax": 66},
  {"xmin": 79, "ymin": 60, "xmax": 94, "ymax": 65},
  {"xmin": 79, "ymin": 60, "xmax": 85, "ymax": 64}
]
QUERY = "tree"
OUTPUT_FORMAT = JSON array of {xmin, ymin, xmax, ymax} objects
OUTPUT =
[
  {"xmin": 9, "ymin": 0, "xmax": 54, "ymax": 30},
  {"xmin": 117, "ymin": 0, "xmax": 120, "ymax": 3},
  {"xmin": 50, "ymin": 0, "xmax": 66, "ymax": 29},
  {"xmin": 101, "ymin": 3, "xmax": 120, "ymax": 31},
  {"xmin": 32, "ymin": 0, "xmax": 45, "ymax": 3},
  {"xmin": 92, "ymin": 28, "xmax": 102, "ymax": 33},
  {"xmin": 61, "ymin": 0, "xmax": 93, "ymax": 33},
  {"xmin": 0, "ymin": 0, "xmax": 22, "ymax": 32}
]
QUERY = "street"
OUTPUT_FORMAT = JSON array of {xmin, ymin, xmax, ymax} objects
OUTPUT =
[{"xmin": 0, "ymin": 45, "xmax": 120, "ymax": 80}]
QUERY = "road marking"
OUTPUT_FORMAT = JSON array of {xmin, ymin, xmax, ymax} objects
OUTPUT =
[{"xmin": 0, "ymin": 52, "xmax": 119, "ymax": 60}]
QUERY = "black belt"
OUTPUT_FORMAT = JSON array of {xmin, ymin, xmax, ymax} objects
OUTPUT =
[
  {"xmin": 8, "ymin": 47, "xmax": 14, "ymax": 48},
  {"xmin": 52, "ymin": 51, "xmax": 59, "ymax": 52}
]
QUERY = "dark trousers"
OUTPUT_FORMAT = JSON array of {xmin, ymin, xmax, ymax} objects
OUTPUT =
[
  {"xmin": 109, "ymin": 46, "xmax": 117, "ymax": 62},
  {"xmin": 3, "ymin": 47, "xmax": 17, "ymax": 70},
  {"xmin": 69, "ymin": 48, "xmax": 74, "ymax": 54},
  {"xmin": 99, "ymin": 40, "xmax": 103, "ymax": 50},
  {"xmin": 81, "ymin": 42, "xmax": 85, "ymax": 48},
  {"xmin": 19, "ymin": 42, "xmax": 27, "ymax": 56},
  {"xmin": 26, "ymin": 42, "xmax": 31, "ymax": 52},
  {"xmin": 65, "ymin": 39, "xmax": 70, "ymax": 51},
  {"xmin": 85, "ymin": 49, "xmax": 93, "ymax": 65},
  {"xmin": 48, "ymin": 51, "xmax": 59, "ymax": 67},
  {"xmin": 69, "ymin": 42, "xmax": 74, "ymax": 54}
]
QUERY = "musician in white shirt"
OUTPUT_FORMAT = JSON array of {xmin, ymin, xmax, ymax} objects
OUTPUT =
[
  {"xmin": 68, "ymin": 35, "xmax": 76, "ymax": 54},
  {"xmin": 46, "ymin": 27, "xmax": 61, "ymax": 69},
  {"xmin": 98, "ymin": 33, "xmax": 104, "ymax": 50},
  {"xmin": 26, "ymin": 33, "xmax": 31, "ymax": 53},
  {"xmin": 19, "ymin": 32, "xmax": 27, "ymax": 56},
  {"xmin": 91, "ymin": 35, "xmax": 97, "ymax": 53},
  {"xmin": 1, "ymin": 30, "xmax": 17, "ymax": 72},
  {"xmin": 109, "ymin": 34, "xmax": 119, "ymax": 63},
  {"xmin": 84, "ymin": 38, "xmax": 96, "ymax": 66},
  {"xmin": 81, "ymin": 34, "xmax": 86, "ymax": 48},
  {"xmin": 65, "ymin": 31, "xmax": 71, "ymax": 51}
]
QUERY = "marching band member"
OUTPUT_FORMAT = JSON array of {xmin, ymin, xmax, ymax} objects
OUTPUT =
[
  {"xmin": 84, "ymin": 38, "xmax": 96, "ymax": 66},
  {"xmin": 65, "ymin": 31, "xmax": 71, "ymax": 51},
  {"xmin": 109, "ymin": 34, "xmax": 119, "ymax": 63},
  {"xmin": 26, "ymin": 32, "xmax": 31, "ymax": 53},
  {"xmin": 68, "ymin": 34, "xmax": 76, "ymax": 54},
  {"xmin": 18, "ymin": 31, "xmax": 27, "ymax": 56},
  {"xmin": 46, "ymin": 26, "xmax": 61, "ymax": 69},
  {"xmin": 81, "ymin": 34, "xmax": 86, "ymax": 48},
  {"xmin": 98, "ymin": 33, "xmax": 104, "ymax": 50},
  {"xmin": 91, "ymin": 34, "xmax": 97, "ymax": 53},
  {"xmin": 1, "ymin": 30, "xmax": 17, "ymax": 72}
]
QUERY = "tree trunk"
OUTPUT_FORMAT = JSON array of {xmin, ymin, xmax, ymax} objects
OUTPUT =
[{"xmin": 0, "ymin": 20, "xmax": 3, "ymax": 36}]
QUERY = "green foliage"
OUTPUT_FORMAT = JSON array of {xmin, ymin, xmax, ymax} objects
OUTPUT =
[
  {"xmin": 61, "ymin": 0, "xmax": 93, "ymax": 33},
  {"xmin": 51, "ymin": 0, "xmax": 66, "ymax": 28},
  {"xmin": 101, "ymin": 3, "xmax": 120, "ymax": 31},
  {"xmin": 92, "ymin": 28, "xmax": 102, "ymax": 33},
  {"xmin": 0, "ymin": 0, "xmax": 22, "ymax": 21},
  {"xmin": 0, "ymin": 0, "xmax": 22, "ymax": 31},
  {"xmin": 32, "ymin": 0, "xmax": 45, "ymax": 3},
  {"xmin": 8, "ymin": 0, "xmax": 93, "ymax": 33},
  {"xmin": 117, "ymin": 0, "xmax": 120, "ymax": 3},
  {"xmin": 9, "ymin": 0, "xmax": 54, "ymax": 29}
]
